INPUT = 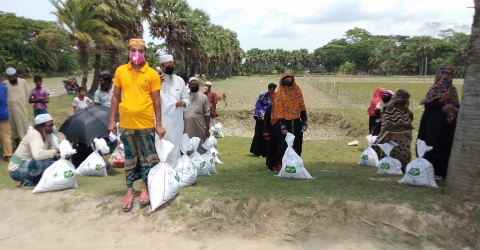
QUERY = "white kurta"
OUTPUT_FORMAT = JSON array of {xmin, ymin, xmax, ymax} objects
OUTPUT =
[{"xmin": 157, "ymin": 74, "xmax": 190, "ymax": 167}]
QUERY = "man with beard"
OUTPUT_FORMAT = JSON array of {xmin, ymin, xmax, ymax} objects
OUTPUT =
[
  {"xmin": 5, "ymin": 67, "xmax": 29, "ymax": 149},
  {"xmin": 8, "ymin": 114, "xmax": 59, "ymax": 188},
  {"xmin": 204, "ymin": 81, "xmax": 218, "ymax": 128},
  {"xmin": 157, "ymin": 55, "xmax": 190, "ymax": 166},
  {"xmin": 94, "ymin": 74, "xmax": 114, "ymax": 107},
  {"xmin": 183, "ymin": 77, "xmax": 210, "ymax": 155}
]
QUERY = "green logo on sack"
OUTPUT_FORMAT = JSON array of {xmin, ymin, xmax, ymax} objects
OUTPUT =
[
  {"xmin": 285, "ymin": 166, "xmax": 297, "ymax": 174},
  {"xmin": 200, "ymin": 162, "xmax": 206, "ymax": 169},
  {"xmin": 213, "ymin": 131, "xmax": 219, "ymax": 136},
  {"xmin": 174, "ymin": 173, "xmax": 180, "ymax": 182},
  {"xmin": 95, "ymin": 164, "xmax": 103, "ymax": 170},
  {"xmin": 64, "ymin": 170, "xmax": 74, "ymax": 178},
  {"xmin": 408, "ymin": 167, "xmax": 420, "ymax": 176},
  {"xmin": 212, "ymin": 152, "xmax": 216, "ymax": 157},
  {"xmin": 361, "ymin": 154, "xmax": 369, "ymax": 160},
  {"xmin": 210, "ymin": 158, "xmax": 213, "ymax": 164},
  {"xmin": 380, "ymin": 163, "xmax": 390, "ymax": 170}
]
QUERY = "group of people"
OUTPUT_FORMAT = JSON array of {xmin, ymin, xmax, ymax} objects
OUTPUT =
[
  {"xmin": 249, "ymin": 72, "xmax": 309, "ymax": 171},
  {"xmin": 368, "ymin": 66, "xmax": 459, "ymax": 178}
]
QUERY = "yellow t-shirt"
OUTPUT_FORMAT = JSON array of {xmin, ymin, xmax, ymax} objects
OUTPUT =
[{"xmin": 113, "ymin": 62, "xmax": 161, "ymax": 129}]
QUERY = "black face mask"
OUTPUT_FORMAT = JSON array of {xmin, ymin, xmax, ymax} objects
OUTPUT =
[
  {"xmin": 282, "ymin": 80, "xmax": 293, "ymax": 87},
  {"xmin": 190, "ymin": 86, "xmax": 199, "ymax": 92},
  {"xmin": 382, "ymin": 96, "xmax": 392, "ymax": 103},
  {"xmin": 165, "ymin": 66, "xmax": 174, "ymax": 75}
]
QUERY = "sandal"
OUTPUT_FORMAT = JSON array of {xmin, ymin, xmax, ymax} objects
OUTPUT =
[
  {"xmin": 123, "ymin": 191, "xmax": 138, "ymax": 212},
  {"xmin": 139, "ymin": 191, "xmax": 150, "ymax": 205}
]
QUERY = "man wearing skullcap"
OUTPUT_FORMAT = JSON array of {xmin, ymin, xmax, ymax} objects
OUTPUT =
[
  {"xmin": 204, "ymin": 81, "xmax": 218, "ymax": 128},
  {"xmin": 8, "ymin": 114, "xmax": 59, "ymax": 188},
  {"xmin": 109, "ymin": 38, "xmax": 165, "ymax": 212},
  {"xmin": 5, "ymin": 67, "xmax": 29, "ymax": 149},
  {"xmin": 156, "ymin": 54, "xmax": 190, "ymax": 167},
  {"xmin": 183, "ymin": 77, "xmax": 210, "ymax": 155}
]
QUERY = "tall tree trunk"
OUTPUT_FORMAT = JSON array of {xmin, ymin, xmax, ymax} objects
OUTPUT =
[
  {"xmin": 189, "ymin": 59, "xmax": 196, "ymax": 77},
  {"xmin": 445, "ymin": 0, "xmax": 480, "ymax": 200},
  {"xmin": 88, "ymin": 53, "xmax": 102, "ymax": 96},
  {"xmin": 79, "ymin": 49, "xmax": 89, "ymax": 91},
  {"xmin": 109, "ymin": 49, "xmax": 118, "ymax": 76}
]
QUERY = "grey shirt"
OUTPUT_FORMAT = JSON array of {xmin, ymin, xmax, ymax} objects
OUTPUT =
[{"xmin": 94, "ymin": 86, "xmax": 114, "ymax": 107}]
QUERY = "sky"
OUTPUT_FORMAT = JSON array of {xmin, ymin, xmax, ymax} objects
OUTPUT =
[{"xmin": 0, "ymin": 0, "xmax": 475, "ymax": 52}]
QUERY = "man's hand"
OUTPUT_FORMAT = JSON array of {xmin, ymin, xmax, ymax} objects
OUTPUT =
[
  {"xmin": 108, "ymin": 120, "xmax": 117, "ymax": 135},
  {"xmin": 156, "ymin": 124, "xmax": 166, "ymax": 139},
  {"xmin": 160, "ymin": 74, "xmax": 166, "ymax": 83},
  {"xmin": 175, "ymin": 100, "xmax": 185, "ymax": 108},
  {"xmin": 205, "ymin": 129, "xmax": 210, "ymax": 138}
]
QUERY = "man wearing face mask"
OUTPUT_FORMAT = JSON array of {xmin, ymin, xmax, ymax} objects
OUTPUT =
[
  {"xmin": 157, "ymin": 55, "xmax": 190, "ymax": 167},
  {"xmin": 94, "ymin": 74, "xmax": 114, "ymax": 107},
  {"xmin": 270, "ymin": 72, "xmax": 308, "ymax": 161},
  {"xmin": 8, "ymin": 114, "xmax": 59, "ymax": 188},
  {"xmin": 183, "ymin": 77, "xmax": 210, "ymax": 155},
  {"xmin": 5, "ymin": 67, "xmax": 29, "ymax": 150},
  {"xmin": 109, "ymin": 38, "xmax": 165, "ymax": 212}
]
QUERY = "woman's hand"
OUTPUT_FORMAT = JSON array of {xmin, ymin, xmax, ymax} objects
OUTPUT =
[
  {"xmin": 302, "ymin": 125, "xmax": 308, "ymax": 132},
  {"xmin": 281, "ymin": 129, "xmax": 288, "ymax": 135},
  {"xmin": 439, "ymin": 93, "xmax": 452, "ymax": 103}
]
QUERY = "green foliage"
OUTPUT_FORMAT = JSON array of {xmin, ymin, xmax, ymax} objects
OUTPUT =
[
  {"xmin": 273, "ymin": 64, "xmax": 286, "ymax": 74},
  {"xmin": 338, "ymin": 61, "xmax": 356, "ymax": 75}
]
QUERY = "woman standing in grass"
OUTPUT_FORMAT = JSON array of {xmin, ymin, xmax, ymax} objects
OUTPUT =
[
  {"xmin": 250, "ymin": 91, "xmax": 271, "ymax": 158},
  {"xmin": 367, "ymin": 87, "xmax": 385, "ymax": 134},
  {"xmin": 376, "ymin": 89, "xmax": 414, "ymax": 172},
  {"xmin": 271, "ymin": 72, "xmax": 308, "ymax": 161},
  {"xmin": 418, "ymin": 66, "xmax": 459, "ymax": 179}
]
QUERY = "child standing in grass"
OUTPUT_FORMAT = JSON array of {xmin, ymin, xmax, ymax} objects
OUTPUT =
[
  {"xmin": 72, "ymin": 87, "xmax": 92, "ymax": 112},
  {"xmin": 29, "ymin": 76, "xmax": 50, "ymax": 117}
]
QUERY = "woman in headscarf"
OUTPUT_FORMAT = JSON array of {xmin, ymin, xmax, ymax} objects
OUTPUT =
[
  {"xmin": 250, "ymin": 91, "xmax": 271, "ymax": 158},
  {"xmin": 377, "ymin": 89, "xmax": 414, "ymax": 172},
  {"xmin": 372, "ymin": 90, "xmax": 394, "ymax": 136},
  {"xmin": 270, "ymin": 72, "xmax": 308, "ymax": 163},
  {"xmin": 367, "ymin": 87, "xmax": 385, "ymax": 134},
  {"xmin": 418, "ymin": 66, "xmax": 459, "ymax": 178}
]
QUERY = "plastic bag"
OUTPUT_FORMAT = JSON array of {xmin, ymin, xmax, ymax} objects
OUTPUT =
[
  {"xmin": 174, "ymin": 134, "xmax": 197, "ymax": 187},
  {"xmin": 109, "ymin": 139, "xmax": 125, "ymax": 168},
  {"xmin": 358, "ymin": 134, "xmax": 379, "ymax": 167},
  {"xmin": 76, "ymin": 138, "xmax": 110, "ymax": 177},
  {"xmin": 377, "ymin": 141, "xmax": 403, "ymax": 175},
  {"xmin": 202, "ymin": 136, "xmax": 217, "ymax": 174},
  {"xmin": 32, "ymin": 140, "xmax": 78, "ymax": 194},
  {"xmin": 277, "ymin": 133, "xmax": 313, "ymax": 179},
  {"xmin": 148, "ymin": 139, "xmax": 180, "ymax": 211},
  {"xmin": 399, "ymin": 139, "xmax": 438, "ymax": 188},
  {"xmin": 210, "ymin": 123, "xmax": 225, "ymax": 138},
  {"xmin": 190, "ymin": 137, "xmax": 210, "ymax": 176}
]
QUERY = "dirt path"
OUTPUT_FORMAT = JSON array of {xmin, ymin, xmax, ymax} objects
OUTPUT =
[{"xmin": 1, "ymin": 189, "xmax": 476, "ymax": 249}]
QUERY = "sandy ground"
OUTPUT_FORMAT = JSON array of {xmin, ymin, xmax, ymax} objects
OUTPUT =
[{"xmin": 1, "ymin": 189, "xmax": 478, "ymax": 250}]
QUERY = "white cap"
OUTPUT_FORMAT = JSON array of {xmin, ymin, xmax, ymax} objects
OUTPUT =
[
  {"xmin": 205, "ymin": 81, "xmax": 212, "ymax": 86},
  {"xmin": 34, "ymin": 114, "xmax": 53, "ymax": 125},
  {"xmin": 159, "ymin": 55, "xmax": 174, "ymax": 64},
  {"xmin": 5, "ymin": 67, "xmax": 16, "ymax": 75},
  {"xmin": 189, "ymin": 77, "xmax": 198, "ymax": 83}
]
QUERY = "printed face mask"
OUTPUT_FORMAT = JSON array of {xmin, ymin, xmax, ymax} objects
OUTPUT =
[{"xmin": 129, "ymin": 51, "xmax": 145, "ymax": 65}]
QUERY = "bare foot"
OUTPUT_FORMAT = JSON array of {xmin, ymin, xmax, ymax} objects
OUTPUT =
[{"xmin": 258, "ymin": 156, "xmax": 263, "ymax": 159}]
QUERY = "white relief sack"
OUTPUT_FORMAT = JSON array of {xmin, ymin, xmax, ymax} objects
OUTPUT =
[
  {"xmin": 174, "ymin": 134, "xmax": 197, "ymax": 187},
  {"xmin": 202, "ymin": 136, "xmax": 217, "ymax": 174},
  {"xmin": 32, "ymin": 140, "xmax": 78, "ymax": 194},
  {"xmin": 277, "ymin": 133, "xmax": 313, "ymax": 179},
  {"xmin": 149, "ymin": 139, "xmax": 180, "ymax": 211},
  {"xmin": 377, "ymin": 141, "xmax": 403, "ymax": 175},
  {"xmin": 358, "ymin": 134, "xmax": 379, "ymax": 167},
  {"xmin": 189, "ymin": 137, "xmax": 210, "ymax": 176},
  {"xmin": 399, "ymin": 139, "xmax": 438, "ymax": 188},
  {"xmin": 76, "ymin": 138, "xmax": 110, "ymax": 177},
  {"xmin": 210, "ymin": 123, "xmax": 225, "ymax": 138}
]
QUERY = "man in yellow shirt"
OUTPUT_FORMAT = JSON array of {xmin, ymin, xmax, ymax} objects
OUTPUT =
[{"xmin": 109, "ymin": 38, "xmax": 165, "ymax": 212}]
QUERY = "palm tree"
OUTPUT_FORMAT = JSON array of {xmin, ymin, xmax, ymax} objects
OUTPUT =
[
  {"xmin": 367, "ymin": 48, "xmax": 382, "ymax": 71},
  {"xmin": 415, "ymin": 39, "xmax": 435, "ymax": 75},
  {"xmin": 381, "ymin": 39, "xmax": 396, "ymax": 75},
  {"xmin": 445, "ymin": 0, "xmax": 480, "ymax": 200},
  {"xmin": 46, "ymin": 0, "xmax": 123, "ymax": 90}
]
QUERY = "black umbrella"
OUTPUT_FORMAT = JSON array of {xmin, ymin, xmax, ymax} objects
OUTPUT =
[{"xmin": 59, "ymin": 106, "xmax": 118, "ymax": 145}]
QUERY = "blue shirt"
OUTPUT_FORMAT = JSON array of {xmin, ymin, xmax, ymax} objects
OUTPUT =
[{"xmin": 0, "ymin": 82, "xmax": 8, "ymax": 120}]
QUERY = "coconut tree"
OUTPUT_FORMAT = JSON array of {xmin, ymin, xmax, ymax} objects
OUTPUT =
[
  {"xmin": 46, "ymin": 0, "xmax": 123, "ymax": 90},
  {"xmin": 445, "ymin": 0, "xmax": 480, "ymax": 200}
]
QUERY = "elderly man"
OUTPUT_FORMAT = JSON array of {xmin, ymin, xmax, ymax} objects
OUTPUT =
[
  {"xmin": 1, "ymin": 81, "xmax": 12, "ymax": 162},
  {"xmin": 8, "ymin": 114, "xmax": 59, "ymax": 188},
  {"xmin": 5, "ymin": 67, "xmax": 29, "ymax": 149},
  {"xmin": 109, "ymin": 38, "xmax": 165, "ymax": 212},
  {"xmin": 184, "ymin": 77, "xmax": 210, "ymax": 155},
  {"xmin": 94, "ymin": 73, "xmax": 114, "ymax": 107},
  {"xmin": 204, "ymin": 81, "xmax": 218, "ymax": 128},
  {"xmin": 157, "ymin": 55, "xmax": 190, "ymax": 166}
]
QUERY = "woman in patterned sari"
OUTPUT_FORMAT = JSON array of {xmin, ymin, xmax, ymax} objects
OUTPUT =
[
  {"xmin": 377, "ymin": 89, "xmax": 414, "ymax": 173},
  {"xmin": 418, "ymin": 66, "xmax": 459, "ymax": 178},
  {"xmin": 270, "ymin": 72, "xmax": 308, "ymax": 163}
]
